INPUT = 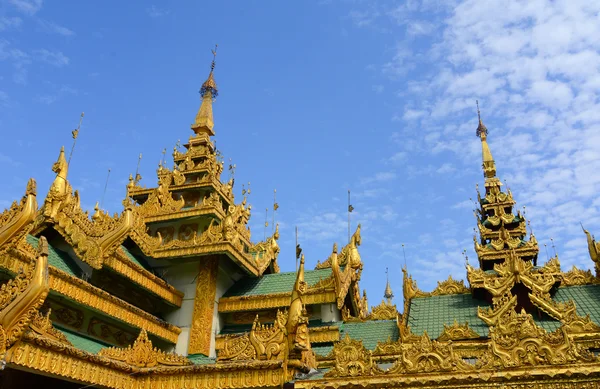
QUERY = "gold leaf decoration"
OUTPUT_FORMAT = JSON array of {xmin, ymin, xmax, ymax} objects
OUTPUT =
[{"xmin": 98, "ymin": 329, "xmax": 191, "ymax": 367}]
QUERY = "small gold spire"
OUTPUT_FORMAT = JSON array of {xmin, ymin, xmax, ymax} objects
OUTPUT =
[
  {"xmin": 192, "ymin": 45, "xmax": 218, "ymax": 136},
  {"xmin": 475, "ymin": 100, "xmax": 496, "ymax": 179},
  {"xmin": 384, "ymin": 267, "xmax": 394, "ymax": 304}
]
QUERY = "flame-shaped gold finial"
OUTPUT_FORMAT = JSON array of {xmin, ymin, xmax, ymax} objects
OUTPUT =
[{"xmin": 192, "ymin": 45, "xmax": 219, "ymax": 136}]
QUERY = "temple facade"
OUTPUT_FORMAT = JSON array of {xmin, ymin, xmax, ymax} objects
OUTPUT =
[{"xmin": 1, "ymin": 54, "xmax": 600, "ymax": 389}]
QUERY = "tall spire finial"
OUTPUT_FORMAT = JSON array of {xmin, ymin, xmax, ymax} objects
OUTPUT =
[
  {"xmin": 200, "ymin": 44, "xmax": 218, "ymax": 98},
  {"xmin": 192, "ymin": 46, "xmax": 219, "ymax": 136},
  {"xmin": 475, "ymin": 100, "xmax": 488, "ymax": 138},
  {"xmin": 475, "ymin": 100, "xmax": 495, "ymax": 178}
]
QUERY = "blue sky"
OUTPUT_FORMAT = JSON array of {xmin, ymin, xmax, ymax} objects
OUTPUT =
[{"xmin": 2, "ymin": 0, "xmax": 600, "ymax": 302}]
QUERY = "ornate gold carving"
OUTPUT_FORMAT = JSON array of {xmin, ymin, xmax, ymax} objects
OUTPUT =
[
  {"xmin": 8, "ymin": 333, "xmax": 134, "ymax": 389},
  {"xmin": 99, "ymin": 329, "xmax": 191, "ymax": 367},
  {"xmin": 431, "ymin": 275, "xmax": 470, "ymax": 295},
  {"xmin": 104, "ymin": 248, "xmax": 184, "ymax": 307},
  {"xmin": 316, "ymin": 225, "xmax": 362, "ymax": 270},
  {"xmin": 0, "ymin": 178, "xmax": 37, "ymax": 251},
  {"xmin": 308, "ymin": 325, "xmax": 339, "ymax": 343},
  {"xmin": 218, "ymin": 311, "xmax": 287, "ymax": 362},
  {"xmin": 250, "ymin": 224, "xmax": 281, "ymax": 275},
  {"xmin": 584, "ymin": 227, "xmax": 600, "ymax": 276},
  {"xmin": 387, "ymin": 332, "xmax": 474, "ymax": 374},
  {"xmin": 372, "ymin": 336, "xmax": 403, "ymax": 356},
  {"xmin": 561, "ymin": 265, "xmax": 597, "ymax": 286},
  {"xmin": 324, "ymin": 334, "xmax": 381, "ymax": 377},
  {"xmin": 0, "ymin": 236, "xmax": 49, "ymax": 353},
  {"xmin": 48, "ymin": 267, "xmax": 181, "ymax": 343},
  {"xmin": 88, "ymin": 316, "xmax": 137, "ymax": 347},
  {"xmin": 219, "ymin": 290, "xmax": 337, "ymax": 313},
  {"xmin": 480, "ymin": 310, "xmax": 596, "ymax": 368},
  {"xmin": 365, "ymin": 300, "xmax": 398, "ymax": 321},
  {"xmin": 437, "ymin": 320, "xmax": 480, "ymax": 341},
  {"xmin": 29, "ymin": 309, "xmax": 72, "ymax": 345},
  {"xmin": 188, "ymin": 257, "xmax": 219, "ymax": 355}
]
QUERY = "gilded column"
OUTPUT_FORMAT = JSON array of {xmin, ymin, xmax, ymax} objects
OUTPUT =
[{"xmin": 188, "ymin": 257, "xmax": 219, "ymax": 355}]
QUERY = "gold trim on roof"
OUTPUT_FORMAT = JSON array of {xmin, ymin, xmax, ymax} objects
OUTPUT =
[
  {"xmin": 0, "ymin": 178, "xmax": 37, "ymax": 251},
  {"xmin": 49, "ymin": 266, "xmax": 181, "ymax": 343},
  {"xmin": 99, "ymin": 329, "xmax": 191, "ymax": 367}
]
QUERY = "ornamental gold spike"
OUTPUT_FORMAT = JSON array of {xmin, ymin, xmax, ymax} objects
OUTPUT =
[
  {"xmin": 475, "ymin": 101, "xmax": 496, "ymax": 179},
  {"xmin": 192, "ymin": 45, "xmax": 218, "ymax": 136}
]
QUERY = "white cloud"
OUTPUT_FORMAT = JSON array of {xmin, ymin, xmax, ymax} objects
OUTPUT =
[
  {"xmin": 146, "ymin": 5, "xmax": 169, "ymax": 18},
  {"xmin": 0, "ymin": 16, "xmax": 22, "ymax": 30},
  {"xmin": 34, "ymin": 49, "xmax": 69, "ymax": 67},
  {"xmin": 37, "ymin": 19, "xmax": 75, "ymax": 36},
  {"xmin": 360, "ymin": 171, "xmax": 396, "ymax": 185},
  {"xmin": 8, "ymin": 0, "xmax": 43, "ymax": 15}
]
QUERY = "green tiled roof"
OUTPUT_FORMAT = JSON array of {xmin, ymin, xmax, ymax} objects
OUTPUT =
[
  {"xmin": 120, "ymin": 245, "xmax": 151, "ymax": 271},
  {"xmin": 312, "ymin": 344, "xmax": 333, "ymax": 357},
  {"xmin": 223, "ymin": 268, "xmax": 332, "ymax": 297},
  {"xmin": 408, "ymin": 294, "xmax": 489, "ymax": 338},
  {"xmin": 340, "ymin": 320, "xmax": 399, "ymax": 350},
  {"xmin": 188, "ymin": 353, "xmax": 216, "ymax": 365},
  {"xmin": 59, "ymin": 327, "xmax": 110, "ymax": 354},
  {"xmin": 27, "ymin": 235, "xmax": 82, "ymax": 277},
  {"xmin": 556, "ymin": 284, "xmax": 600, "ymax": 325}
]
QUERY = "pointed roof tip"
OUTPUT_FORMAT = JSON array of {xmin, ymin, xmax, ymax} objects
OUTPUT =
[
  {"xmin": 384, "ymin": 279, "xmax": 394, "ymax": 299},
  {"xmin": 475, "ymin": 100, "xmax": 488, "ymax": 138},
  {"xmin": 200, "ymin": 44, "xmax": 219, "ymax": 98}
]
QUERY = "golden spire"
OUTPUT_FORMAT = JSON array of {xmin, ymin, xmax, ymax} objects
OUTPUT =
[
  {"xmin": 476, "ymin": 101, "xmax": 496, "ymax": 179},
  {"xmin": 384, "ymin": 267, "xmax": 394, "ymax": 304},
  {"xmin": 192, "ymin": 45, "xmax": 218, "ymax": 136}
]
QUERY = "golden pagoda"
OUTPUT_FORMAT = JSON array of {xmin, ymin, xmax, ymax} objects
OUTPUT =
[{"xmin": 2, "ymin": 53, "xmax": 600, "ymax": 389}]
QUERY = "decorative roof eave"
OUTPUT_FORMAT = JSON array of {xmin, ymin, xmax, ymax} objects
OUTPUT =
[
  {"xmin": 142, "ymin": 202, "xmax": 226, "ymax": 224},
  {"xmin": 560, "ymin": 265, "xmax": 599, "ymax": 286},
  {"xmin": 104, "ymin": 249, "xmax": 184, "ymax": 307},
  {"xmin": 0, "ymin": 235, "xmax": 49, "ymax": 355},
  {"xmin": 403, "ymin": 270, "xmax": 470, "ymax": 300},
  {"xmin": 0, "ymin": 178, "xmax": 37, "ymax": 251},
  {"xmin": 149, "ymin": 241, "xmax": 259, "ymax": 275},
  {"xmin": 33, "ymin": 196, "xmax": 134, "ymax": 271},
  {"xmin": 49, "ymin": 266, "xmax": 181, "ymax": 343},
  {"xmin": 1, "ymin": 247, "xmax": 182, "ymax": 343},
  {"xmin": 8, "ymin": 330, "xmax": 285, "ymax": 389},
  {"xmin": 218, "ymin": 289, "xmax": 337, "ymax": 313},
  {"xmin": 128, "ymin": 176, "xmax": 233, "ymax": 205},
  {"xmin": 296, "ymin": 364, "xmax": 600, "ymax": 389},
  {"xmin": 475, "ymin": 241, "xmax": 539, "ymax": 261}
]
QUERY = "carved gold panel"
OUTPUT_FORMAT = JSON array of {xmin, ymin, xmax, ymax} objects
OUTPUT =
[
  {"xmin": 88, "ymin": 316, "xmax": 136, "ymax": 347},
  {"xmin": 188, "ymin": 257, "xmax": 219, "ymax": 355}
]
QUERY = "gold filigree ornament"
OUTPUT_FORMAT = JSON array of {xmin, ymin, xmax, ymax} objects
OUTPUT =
[
  {"xmin": 98, "ymin": 329, "xmax": 191, "ymax": 368},
  {"xmin": 561, "ymin": 265, "xmax": 597, "ymax": 286},
  {"xmin": 431, "ymin": 275, "xmax": 470, "ymax": 295},
  {"xmin": 480, "ymin": 310, "xmax": 597, "ymax": 368},
  {"xmin": 0, "ymin": 236, "xmax": 50, "ymax": 356},
  {"xmin": 325, "ymin": 334, "xmax": 382, "ymax": 377},
  {"xmin": 0, "ymin": 178, "xmax": 37, "ymax": 252},
  {"xmin": 29, "ymin": 309, "xmax": 72, "ymax": 345},
  {"xmin": 387, "ymin": 332, "xmax": 474, "ymax": 374},
  {"xmin": 366, "ymin": 300, "xmax": 398, "ymax": 321},
  {"xmin": 437, "ymin": 320, "xmax": 480, "ymax": 341}
]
